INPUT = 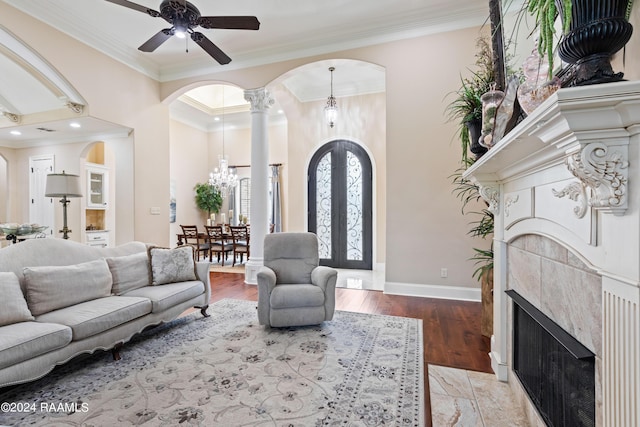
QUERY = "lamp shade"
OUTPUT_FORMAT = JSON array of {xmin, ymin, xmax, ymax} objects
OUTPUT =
[{"xmin": 45, "ymin": 171, "xmax": 82, "ymax": 198}]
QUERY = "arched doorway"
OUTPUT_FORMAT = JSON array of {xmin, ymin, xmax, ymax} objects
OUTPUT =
[{"xmin": 308, "ymin": 140, "xmax": 372, "ymax": 270}]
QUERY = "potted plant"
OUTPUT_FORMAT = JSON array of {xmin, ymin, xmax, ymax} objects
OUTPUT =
[
  {"xmin": 524, "ymin": 0, "xmax": 634, "ymax": 86},
  {"xmin": 446, "ymin": 37, "xmax": 495, "ymax": 164},
  {"xmin": 194, "ymin": 182, "xmax": 222, "ymax": 218}
]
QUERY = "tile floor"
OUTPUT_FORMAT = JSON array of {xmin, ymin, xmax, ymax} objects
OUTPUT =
[
  {"xmin": 429, "ymin": 365, "xmax": 530, "ymax": 426},
  {"xmin": 334, "ymin": 268, "xmax": 385, "ymax": 291}
]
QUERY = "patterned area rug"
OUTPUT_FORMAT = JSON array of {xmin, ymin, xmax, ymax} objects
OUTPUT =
[{"xmin": 0, "ymin": 299, "xmax": 423, "ymax": 426}]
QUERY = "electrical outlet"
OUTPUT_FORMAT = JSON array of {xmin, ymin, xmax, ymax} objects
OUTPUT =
[{"xmin": 440, "ymin": 268, "xmax": 448, "ymax": 278}]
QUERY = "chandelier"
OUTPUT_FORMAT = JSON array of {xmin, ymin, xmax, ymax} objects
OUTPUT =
[
  {"xmin": 208, "ymin": 86, "xmax": 237, "ymax": 197},
  {"xmin": 324, "ymin": 66, "xmax": 338, "ymax": 128}
]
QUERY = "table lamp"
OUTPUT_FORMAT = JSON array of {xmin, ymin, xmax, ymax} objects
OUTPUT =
[{"xmin": 45, "ymin": 171, "xmax": 82, "ymax": 239}]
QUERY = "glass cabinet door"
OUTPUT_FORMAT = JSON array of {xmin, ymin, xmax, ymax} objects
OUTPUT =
[{"xmin": 87, "ymin": 165, "xmax": 108, "ymax": 209}]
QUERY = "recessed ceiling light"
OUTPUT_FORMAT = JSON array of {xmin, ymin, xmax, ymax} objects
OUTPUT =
[
  {"xmin": 69, "ymin": 122, "xmax": 81, "ymax": 128},
  {"xmin": 277, "ymin": 109, "xmax": 284, "ymax": 114},
  {"xmin": 10, "ymin": 130, "xmax": 21, "ymax": 136},
  {"xmin": 214, "ymin": 117, "xmax": 220, "ymax": 121}
]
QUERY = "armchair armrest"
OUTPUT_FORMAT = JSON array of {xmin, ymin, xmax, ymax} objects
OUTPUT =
[
  {"xmin": 311, "ymin": 266, "xmax": 337, "ymax": 292},
  {"xmin": 257, "ymin": 266, "xmax": 277, "ymax": 325},
  {"xmin": 312, "ymin": 266, "xmax": 337, "ymax": 321}
]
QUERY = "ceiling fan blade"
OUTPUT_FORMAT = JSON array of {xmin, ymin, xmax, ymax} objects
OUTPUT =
[
  {"xmin": 104, "ymin": 0, "xmax": 160, "ymax": 17},
  {"xmin": 138, "ymin": 29, "xmax": 174, "ymax": 52},
  {"xmin": 191, "ymin": 32, "xmax": 231, "ymax": 65},
  {"xmin": 198, "ymin": 16, "xmax": 260, "ymax": 30}
]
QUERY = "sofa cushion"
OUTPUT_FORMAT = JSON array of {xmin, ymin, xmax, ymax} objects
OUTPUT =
[
  {"xmin": 23, "ymin": 259, "xmax": 113, "ymax": 316},
  {"xmin": 270, "ymin": 284, "xmax": 325, "ymax": 309},
  {"xmin": 35, "ymin": 296, "xmax": 152, "ymax": 341},
  {"xmin": 106, "ymin": 252, "xmax": 150, "ymax": 295},
  {"xmin": 0, "ymin": 272, "xmax": 34, "ymax": 326},
  {"xmin": 123, "ymin": 281, "xmax": 205, "ymax": 313},
  {"xmin": 148, "ymin": 246, "xmax": 196, "ymax": 285},
  {"xmin": 0, "ymin": 322, "xmax": 72, "ymax": 370}
]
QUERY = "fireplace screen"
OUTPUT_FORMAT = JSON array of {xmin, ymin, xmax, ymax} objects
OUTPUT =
[{"xmin": 507, "ymin": 290, "xmax": 595, "ymax": 427}]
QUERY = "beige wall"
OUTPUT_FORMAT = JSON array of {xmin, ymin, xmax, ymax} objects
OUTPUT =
[
  {"xmin": 162, "ymin": 27, "xmax": 490, "ymax": 288},
  {"xmin": 1, "ymin": 3, "xmax": 170, "ymax": 247}
]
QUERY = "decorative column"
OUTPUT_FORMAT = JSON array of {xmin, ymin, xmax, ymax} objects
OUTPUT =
[{"xmin": 243, "ymin": 87, "xmax": 274, "ymax": 284}]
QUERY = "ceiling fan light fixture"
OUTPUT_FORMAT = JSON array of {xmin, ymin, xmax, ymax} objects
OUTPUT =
[{"xmin": 324, "ymin": 66, "xmax": 338, "ymax": 128}]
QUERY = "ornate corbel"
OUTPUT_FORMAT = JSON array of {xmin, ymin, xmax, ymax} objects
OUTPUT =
[
  {"xmin": 552, "ymin": 181, "xmax": 588, "ymax": 218},
  {"xmin": 2, "ymin": 112, "xmax": 21, "ymax": 123},
  {"xmin": 66, "ymin": 102, "xmax": 84, "ymax": 114},
  {"xmin": 565, "ymin": 142, "xmax": 628, "ymax": 215},
  {"xmin": 479, "ymin": 185, "xmax": 500, "ymax": 214}
]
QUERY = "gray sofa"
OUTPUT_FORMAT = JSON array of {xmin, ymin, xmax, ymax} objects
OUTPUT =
[{"xmin": 0, "ymin": 238, "xmax": 211, "ymax": 388}]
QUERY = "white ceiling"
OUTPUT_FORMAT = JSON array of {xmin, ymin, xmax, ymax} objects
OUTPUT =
[{"xmin": 0, "ymin": 0, "xmax": 489, "ymax": 146}]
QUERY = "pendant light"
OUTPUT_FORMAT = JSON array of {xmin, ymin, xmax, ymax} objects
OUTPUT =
[{"xmin": 324, "ymin": 66, "xmax": 338, "ymax": 128}]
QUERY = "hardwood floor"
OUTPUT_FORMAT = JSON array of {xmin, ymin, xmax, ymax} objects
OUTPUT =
[{"xmin": 209, "ymin": 272, "xmax": 493, "ymax": 427}]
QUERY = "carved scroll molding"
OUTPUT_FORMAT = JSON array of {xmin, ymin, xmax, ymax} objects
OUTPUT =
[
  {"xmin": 566, "ymin": 142, "xmax": 628, "ymax": 215},
  {"xmin": 479, "ymin": 185, "xmax": 500, "ymax": 214},
  {"xmin": 2, "ymin": 111, "xmax": 20, "ymax": 123},
  {"xmin": 66, "ymin": 102, "xmax": 84, "ymax": 114},
  {"xmin": 552, "ymin": 181, "xmax": 588, "ymax": 218},
  {"xmin": 504, "ymin": 194, "xmax": 519, "ymax": 218}
]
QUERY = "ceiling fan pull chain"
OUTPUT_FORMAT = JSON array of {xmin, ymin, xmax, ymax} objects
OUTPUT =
[{"xmin": 185, "ymin": 35, "xmax": 189, "ymax": 53}]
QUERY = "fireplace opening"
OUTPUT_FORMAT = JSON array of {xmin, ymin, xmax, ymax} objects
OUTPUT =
[{"xmin": 507, "ymin": 290, "xmax": 595, "ymax": 427}]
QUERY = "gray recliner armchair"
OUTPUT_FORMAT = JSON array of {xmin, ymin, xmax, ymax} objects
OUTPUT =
[{"xmin": 257, "ymin": 232, "xmax": 337, "ymax": 327}]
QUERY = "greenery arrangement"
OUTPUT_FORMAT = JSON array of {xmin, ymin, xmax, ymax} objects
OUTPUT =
[
  {"xmin": 450, "ymin": 168, "xmax": 495, "ymax": 281},
  {"xmin": 194, "ymin": 183, "xmax": 222, "ymax": 217},
  {"xmin": 445, "ymin": 37, "xmax": 495, "ymax": 166}
]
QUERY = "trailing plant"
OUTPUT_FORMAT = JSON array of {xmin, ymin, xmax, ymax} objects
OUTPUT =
[
  {"xmin": 194, "ymin": 182, "xmax": 222, "ymax": 217},
  {"xmin": 527, "ymin": 0, "xmax": 572, "ymax": 76}
]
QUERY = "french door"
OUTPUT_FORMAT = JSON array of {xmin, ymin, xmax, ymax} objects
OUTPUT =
[{"xmin": 308, "ymin": 140, "xmax": 372, "ymax": 269}]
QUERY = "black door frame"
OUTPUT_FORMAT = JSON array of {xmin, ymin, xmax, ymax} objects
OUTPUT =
[{"xmin": 308, "ymin": 139, "xmax": 372, "ymax": 269}]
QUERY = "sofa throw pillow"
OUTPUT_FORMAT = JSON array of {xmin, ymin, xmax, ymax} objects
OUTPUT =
[
  {"xmin": 106, "ymin": 252, "xmax": 150, "ymax": 295},
  {"xmin": 0, "ymin": 272, "xmax": 34, "ymax": 326},
  {"xmin": 148, "ymin": 245, "xmax": 197, "ymax": 285},
  {"xmin": 23, "ymin": 258, "xmax": 113, "ymax": 316}
]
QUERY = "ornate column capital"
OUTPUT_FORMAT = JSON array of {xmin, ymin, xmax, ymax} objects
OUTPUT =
[
  {"xmin": 244, "ymin": 88, "xmax": 274, "ymax": 113},
  {"xmin": 565, "ymin": 142, "xmax": 628, "ymax": 215}
]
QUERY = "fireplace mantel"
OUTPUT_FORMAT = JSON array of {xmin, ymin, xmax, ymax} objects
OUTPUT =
[{"xmin": 463, "ymin": 80, "xmax": 640, "ymax": 427}]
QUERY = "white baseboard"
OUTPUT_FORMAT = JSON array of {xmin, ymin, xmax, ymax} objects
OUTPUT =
[{"xmin": 384, "ymin": 281, "xmax": 481, "ymax": 302}]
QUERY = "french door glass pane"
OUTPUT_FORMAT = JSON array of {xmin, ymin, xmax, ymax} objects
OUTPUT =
[
  {"xmin": 346, "ymin": 150, "xmax": 363, "ymax": 260},
  {"xmin": 316, "ymin": 152, "xmax": 332, "ymax": 258}
]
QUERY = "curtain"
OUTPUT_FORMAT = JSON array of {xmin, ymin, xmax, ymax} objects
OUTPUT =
[
  {"xmin": 270, "ymin": 165, "xmax": 282, "ymax": 232},
  {"xmin": 228, "ymin": 168, "xmax": 236, "ymax": 225}
]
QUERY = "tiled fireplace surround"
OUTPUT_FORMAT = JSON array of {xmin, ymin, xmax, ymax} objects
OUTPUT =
[{"xmin": 464, "ymin": 81, "xmax": 640, "ymax": 426}]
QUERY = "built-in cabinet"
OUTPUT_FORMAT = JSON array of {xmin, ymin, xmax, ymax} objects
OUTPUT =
[
  {"xmin": 84, "ymin": 152, "xmax": 111, "ymax": 247},
  {"xmin": 86, "ymin": 163, "xmax": 108, "ymax": 209},
  {"xmin": 85, "ymin": 230, "xmax": 110, "ymax": 248}
]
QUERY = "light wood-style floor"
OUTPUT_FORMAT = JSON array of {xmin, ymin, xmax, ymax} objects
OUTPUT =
[{"xmin": 209, "ymin": 271, "xmax": 493, "ymax": 427}]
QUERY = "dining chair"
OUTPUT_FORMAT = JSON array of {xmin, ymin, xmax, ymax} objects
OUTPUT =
[
  {"xmin": 230, "ymin": 225, "xmax": 250, "ymax": 266},
  {"xmin": 204, "ymin": 225, "xmax": 232, "ymax": 265},
  {"xmin": 180, "ymin": 225, "xmax": 209, "ymax": 261}
]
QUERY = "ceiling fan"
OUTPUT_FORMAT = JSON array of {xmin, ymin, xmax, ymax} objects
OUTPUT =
[{"xmin": 105, "ymin": 0, "xmax": 260, "ymax": 65}]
